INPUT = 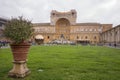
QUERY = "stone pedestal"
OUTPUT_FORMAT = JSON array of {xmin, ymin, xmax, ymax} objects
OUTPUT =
[{"xmin": 8, "ymin": 61, "xmax": 30, "ymax": 78}]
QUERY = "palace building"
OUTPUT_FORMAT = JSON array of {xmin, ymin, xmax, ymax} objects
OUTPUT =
[
  {"xmin": 33, "ymin": 10, "xmax": 112, "ymax": 44},
  {"xmin": 0, "ymin": 10, "xmax": 119, "ymax": 46}
]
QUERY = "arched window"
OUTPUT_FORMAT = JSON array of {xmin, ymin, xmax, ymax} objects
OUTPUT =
[
  {"xmin": 110, "ymin": 32, "xmax": 112, "ymax": 36},
  {"xmin": 72, "ymin": 12, "xmax": 74, "ymax": 15},
  {"xmin": 115, "ymin": 31, "xmax": 117, "ymax": 35},
  {"xmin": 52, "ymin": 13, "xmax": 55, "ymax": 16},
  {"xmin": 85, "ymin": 29, "xmax": 88, "ymax": 31},
  {"xmin": 48, "ymin": 36, "xmax": 50, "ymax": 39},
  {"xmin": 94, "ymin": 36, "xmax": 96, "ymax": 39},
  {"xmin": 89, "ymin": 29, "xmax": 92, "ymax": 31},
  {"xmin": 85, "ymin": 36, "xmax": 87, "ymax": 39},
  {"xmin": 77, "ymin": 36, "xmax": 79, "ymax": 39}
]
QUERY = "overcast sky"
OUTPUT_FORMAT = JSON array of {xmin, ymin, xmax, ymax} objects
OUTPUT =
[{"xmin": 0, "ymin": 0, "xmax": 120, "ymax": 26}]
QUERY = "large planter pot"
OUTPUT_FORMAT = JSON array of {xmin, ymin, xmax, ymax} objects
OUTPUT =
[
  {"xmin": 8, "ymin": 42, "xmax": 31, "ymax": 78},
  {"xmin": 10, "ymin": 42, "xmax": 30, "ymax": 61}
]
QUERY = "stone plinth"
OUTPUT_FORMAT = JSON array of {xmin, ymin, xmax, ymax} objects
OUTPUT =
[{"xmin": 8, "ymin": 61, "xmax": 30, "ymax": 78}]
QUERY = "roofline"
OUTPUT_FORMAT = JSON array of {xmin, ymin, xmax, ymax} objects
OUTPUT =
[
  {"xmin": 33, "ymin": 23, "xmax": 50, "ymax": 26},
  {"xmin": 102, "ymin": 24, "xmax": 120, "ymax": 33}
]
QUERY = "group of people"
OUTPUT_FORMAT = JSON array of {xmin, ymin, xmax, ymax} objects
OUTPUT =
[{"xmin": 0, "ymin": 41, "xmax": 9, "ymax": 48}]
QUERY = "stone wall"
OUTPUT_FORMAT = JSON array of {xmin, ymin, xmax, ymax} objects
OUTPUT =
[{"xmin": 101, "ymin": 25, "xmax": 120, "ymax": 47}]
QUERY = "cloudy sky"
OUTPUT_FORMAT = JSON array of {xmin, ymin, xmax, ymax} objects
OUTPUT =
[{"xmin": 0, "ymin": 0, "xmax": 120, "ymax": 26}]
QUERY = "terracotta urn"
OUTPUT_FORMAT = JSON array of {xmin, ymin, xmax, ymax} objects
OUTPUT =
[
  {"xmin": 8, "ymin": 42, "xmax": 31, "ymax": 78},
  {"xmin": 10, "ymin": 42, "xmax": 30, "ymax": 61}
]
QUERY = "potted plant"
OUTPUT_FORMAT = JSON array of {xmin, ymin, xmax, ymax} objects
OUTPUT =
[{"xmin": 4, "ymin": 16, "xmax": 33, "ymax": 78}]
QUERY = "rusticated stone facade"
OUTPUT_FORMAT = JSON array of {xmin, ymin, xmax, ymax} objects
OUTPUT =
[{"xmin": 33, "ymin": 10, "xmax": 112, "ymax": 44}]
